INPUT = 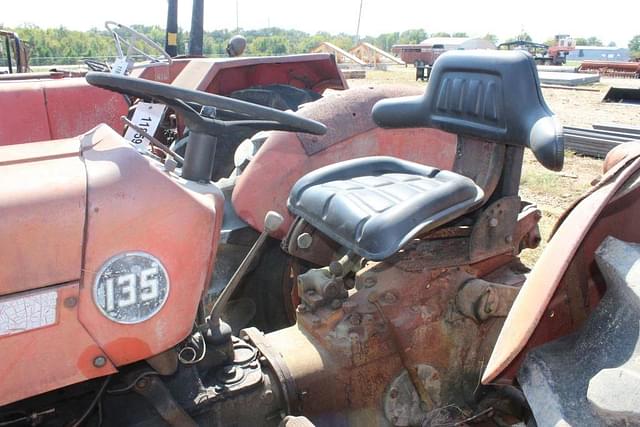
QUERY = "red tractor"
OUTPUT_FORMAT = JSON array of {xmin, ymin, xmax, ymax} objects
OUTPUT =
[{"xmin": 1, "ymin": 47, "xmax": 639, "ymax": 427}]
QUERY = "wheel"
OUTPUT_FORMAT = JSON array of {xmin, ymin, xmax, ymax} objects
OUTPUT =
[{"xmin": 105, "ymin": 21, "xmax": 172, "ymax": 74}]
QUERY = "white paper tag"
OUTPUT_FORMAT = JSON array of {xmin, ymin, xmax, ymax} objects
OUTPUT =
[
  {"xmin": 111, "ymin": 57, "xmax": 131, "ymax": 75},
  {"xmin": 0, "ymin": 290, "xmax": 58, "ymax": 337},
  {"xmin": 124, "ymin": 102, "xmax": 166, "ymax": 151}
]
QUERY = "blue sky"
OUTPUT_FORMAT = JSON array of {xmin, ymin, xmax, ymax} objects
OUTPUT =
[{"xmin": 2, "ymin": 0, "xmax": 638, "ymax": 47}]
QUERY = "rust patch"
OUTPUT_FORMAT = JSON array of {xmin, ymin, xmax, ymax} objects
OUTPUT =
[{"xmin": 296, "ymin": 85, "xmax": 425, "ymax": 155}]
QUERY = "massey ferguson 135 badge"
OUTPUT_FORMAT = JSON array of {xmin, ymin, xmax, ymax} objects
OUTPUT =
[{"xmin": 93, "ymin": 252, "xmax": 170, "ymax": 324}]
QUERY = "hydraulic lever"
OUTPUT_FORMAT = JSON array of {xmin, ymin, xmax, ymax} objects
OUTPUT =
[
  {"xmin": 209, "ymin": 210, "xmax": 284, "ymax": 325},
  {"xmin": 197, "ymin": 211, "xmax": 284, "ymax": 371}
]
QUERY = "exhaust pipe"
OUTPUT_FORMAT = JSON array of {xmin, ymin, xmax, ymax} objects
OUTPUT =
[
  {"xmin": 165, "ymin": 0, "xmax": 178, "ymax": 57},
  {"xmin": 189, "ymin": 0, "xmax": 204, "ymax": 56}
]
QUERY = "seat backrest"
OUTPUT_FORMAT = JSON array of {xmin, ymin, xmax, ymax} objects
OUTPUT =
[{"xmin": 372, "ymin": 50, "xmax": 564, "ymax": 172}]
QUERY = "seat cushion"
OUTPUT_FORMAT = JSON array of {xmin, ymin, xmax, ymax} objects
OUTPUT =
[{"xmin": 288, "ymin": 156, "xmax": 484, "ymax": 260}]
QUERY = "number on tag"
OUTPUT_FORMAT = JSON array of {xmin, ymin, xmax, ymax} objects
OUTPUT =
[{"xmin": 124, "ymin": 102, "xmax": 166, "ymax": 151}]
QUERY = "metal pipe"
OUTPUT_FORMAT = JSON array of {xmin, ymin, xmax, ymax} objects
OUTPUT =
[
  {"xmin": 13, "ymin": 34, "xmax": 22, "ymax": 73},
  {"xmin": 593, "ymin": 123, "xmax": 640, "ymax": 135},
  {"xmin": 165, "ymin": 0, "xmax": 178, "ymax": 57},
  {"xmin": 189, "ymin": 0, "xmax": 204, "ymax": 56},
  {"xmin": 355, "ymin": 0, "xmax": 364, "ymax": 41},
  {"xmin": 120, "ymin": 116, "xmax": 184, "ymax": 164},
  {"xmin": 5, "ymin": 35, "xmax": 13, "ymax": 74},
  {"xmin": 181, "ymin": 131, "xmax": 217, "ymax": 181}
]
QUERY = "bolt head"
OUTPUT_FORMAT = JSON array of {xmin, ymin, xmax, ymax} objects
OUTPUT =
[
  {"xmin": 136, "ymin": 378, "xmax": 149, "ymax": 389},
  {"xmin": 297, "ymin": 233, "xmax": 313, "ymax": 249},
  {"xmin": 383, "ymin": 292, "xmax": 397, "ymax": 304},
  {"xmin": 489, "ymin": 217, "xmax": 499, "ymax": 227},
  {"xmin": 364, "ymin": 277, "xmax": 377, "ymax": 288},
  {"xmin": 63, "ymin": 296, "xmax": 78, "ymax": 308},
  {"xmin": 93, "ymin": 356, "xmax": 107, "ymax": 368}
]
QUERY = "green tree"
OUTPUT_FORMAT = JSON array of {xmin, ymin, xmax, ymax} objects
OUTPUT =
[
  {"xmin": 608, "ymin": 41, "xmax": 617, "ymax": 47},
  {"xmin": 505, "ymin": 32, "xmax": 532, "ymax": 43},
  {"xmin": 374, "ymin": 32, "xmax": 400, "ymax": 51},
  {"xmin": 398, "ymin": 29, "xmax": 427, "ymax": 44},
  {"xmin": 247, "ymin": 36, "xmax": 290, "ymax": 55},
  {"xmin": 452, "ymin": 32, "xmax": 468, "ymax": 38},
  {"xmin": 431, "ymin": 32, "xmax": 451, "ymax": 38},
  {"xmin": 629, "ymin": 34, "xmax": 640, "ymax": 57},
  {"xmin": 585, "ymin": 36, "xmax": 603, "ymax": 46},
  {"xmin": 483, "ymin": 33, "xmax": 499, "ymax": 45}
]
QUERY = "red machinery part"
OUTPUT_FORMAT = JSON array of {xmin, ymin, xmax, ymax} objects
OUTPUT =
[
  {"xmin": 0, "ymin": 53, "xmax": 346, "ymax": 148},
  {"xmin": 0, "ymin": 138, "xmax": 85, "ymax": 295},
  {"xmin": 0, "ymin": 125, "xmax": 224, "ymax": 402},
  {"xmin": 77, "ymin": 125, "xmax": 224, "ymax": 366},
  {"xmin": 483, "ymin": 143, "xmax": 640, "ymax": 384},
  {"xmin": 0, "ymin": 283, "xmax": 117, "ymax": 406},
  {"xmin": 578, "ymin": 60, "xmax": 640, "ymax": 73},
  {"xmin": 137, "ymin": 54, "xmax": 347, "ymax": 94},
  {"xmin": 0, "ymin": 79, "xmax": 128, "ymax": 146}
]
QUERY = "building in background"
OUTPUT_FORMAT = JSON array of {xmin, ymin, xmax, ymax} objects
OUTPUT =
[
  {"xmin": 392, "ymin": 37, "xmax": 495, "ymax": 66},
  {"xmin": 567, "ymin": 46, "xmax": 630, "ymax": 62}
]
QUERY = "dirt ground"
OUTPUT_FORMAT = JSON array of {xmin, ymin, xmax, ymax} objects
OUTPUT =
[{"xmin": 347, "ymin": 66, "xmax": 640, "ymax": 265}]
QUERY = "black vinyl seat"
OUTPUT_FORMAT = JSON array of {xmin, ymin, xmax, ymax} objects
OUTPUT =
[
  {"xmin": 288, "ymin": 50, "xmax": 564, "ymax": 261},
  {"xmin": 288, "ymin": 157, "xmax": 484, "ymax": 260}
]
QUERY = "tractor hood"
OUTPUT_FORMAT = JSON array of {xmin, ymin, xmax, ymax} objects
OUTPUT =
[
  {"xmin": 0, "ymin": 125, "xmax": 224, "ymax": 405},
  {"xmin": 0, "ymin": 136, "xmax": 86, "ymax": 295}
]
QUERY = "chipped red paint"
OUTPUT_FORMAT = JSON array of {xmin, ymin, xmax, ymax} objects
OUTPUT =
[{"xmin": 0, "ymin": 283, "xmax": 117, "ymax": 407}]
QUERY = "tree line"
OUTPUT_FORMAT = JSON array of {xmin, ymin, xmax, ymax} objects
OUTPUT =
[{"xmin": 2, "ymin": 24, "xmax": 639, "ymax": 66}]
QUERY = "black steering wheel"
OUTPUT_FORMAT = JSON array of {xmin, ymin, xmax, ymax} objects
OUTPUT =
[
  {"xmin": 85, "ymin": 72, "xmax": 327, "ymax": 136},
  {"xmin": 85, "ymin": 72, "xmax": 326, "ymax": 181}
]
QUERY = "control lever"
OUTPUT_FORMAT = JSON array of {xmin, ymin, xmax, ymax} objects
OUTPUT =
[
  {"xmin": 208, "ymin": 210, "xmax": 284, "ymax": 325},
  {"xmin": 197, "ymin": 211, "xmax": 284, "ymax": 371}
]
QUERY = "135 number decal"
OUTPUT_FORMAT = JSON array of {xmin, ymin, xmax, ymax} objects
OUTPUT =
[{"xmin": 94, "ymin": 252, "xmax": 169, "ymax": 324}]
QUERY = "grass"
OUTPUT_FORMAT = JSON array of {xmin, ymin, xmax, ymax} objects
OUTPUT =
[{"xmin": 518, "ymin": 150, "xmax": 602, "ymax": 266}]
